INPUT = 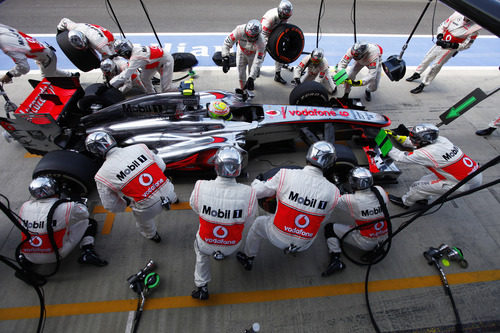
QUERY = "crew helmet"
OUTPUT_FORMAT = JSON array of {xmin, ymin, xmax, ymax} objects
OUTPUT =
[
  {"xmin": 349, "ymin": 167, "xmax": 373, "ymax": 191},
  {"xmin": 214, "ymin": 146, "xmax": 243, "ymax": 178},
  {"xmin": 310, "ymin": 48, "xmax": 324, "ymax": 64},
  {"xmin": 351, "ymin": 42, "xmax": 368, "ymax": 60},
  {"xmin": 306, "ymin": 141, "xmax": 336, "ymax": 170},
  {"xmin": 409, "ymin": 123, "xmax": 439, "ymax": 147},
  {"xmin": 100, "ymin": 59, "xmax": 116, "ymax": 75},
  {"xmin": 114, "ymin": 39, "xmax": 134, "ymax": 59},
  {"xmin": 245, "ymin": 19, "xmax": 262, "ymax": 42},
  {"xmin": 68, "ymin": 30, "xmax": 88, "ymax": 50},
  {"xmin": 208, "ymin": 100, "xmax": 232, "ymax": 120},
  {"xmin": 29, "ymin": 176, "xmax": 59, "ymax": 199},
  {"xmin": 85, "ymin": 131, "xmax": 117, "ymax": 157},
  {"xmin": 278, "ymin": 0, "xmax": 293, "ymax": 20}
]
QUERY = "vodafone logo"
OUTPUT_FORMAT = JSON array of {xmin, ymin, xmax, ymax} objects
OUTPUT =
[
  {"xmin": 463, "ymin": 157, "xmax": 474, "ymax": 168},
  {"xmin": 213, "ymin": 226, "xmax": 228, "ymax": 239},
  {"xmin": 139, "ymin": 173, "xmax": 153, "ymax": 186},
  {"xmin": 265, "ymin": 110, "xmax": 280, "ymax": 116},
  {"xmin": 374, "ymin": 221, "xmax": 385, "ymax": 231},
  {"xmin": 294, "ymin": 214, "xmax": 310, "ymax": 229},
  {"xmin": 29, "ymin": 236, "xmax": 43, "ymax": 247}
]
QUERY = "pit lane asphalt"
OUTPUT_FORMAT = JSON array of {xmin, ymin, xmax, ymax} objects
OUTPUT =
[{"xmin": 0, "ymin": 67, "xmax": 499, "ymax": 332}]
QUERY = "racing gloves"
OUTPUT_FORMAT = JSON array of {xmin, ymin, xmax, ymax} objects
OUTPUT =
[
  {"xmin": 222, "ymin": 56, "xmax": 230, "ymax": 73},
  {"xmin": 345, "ymin": 79, "xmax": 362, "ymax": 86},
  {"xmin": 245, "ymin": 77, "xmax": 255, "ymax": 91}
]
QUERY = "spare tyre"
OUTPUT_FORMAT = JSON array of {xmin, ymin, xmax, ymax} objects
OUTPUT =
[
  {"xmin": 266, "ymin": 23, "xmax": 304, "ymax": 64},
  {"xmin": 33, "ymin": 150, "xmax": 101, "ymax": 197},
  {"xmin": 289, "ymin": 81, "xmax": 329, "ymax": 106},
  {"xmin": 56, "ymin": 30, "xmax": 101, "ymax": 72},
  {"xmin": 172, "ymin": 52, "xmax": 198, "ymax": 72}
]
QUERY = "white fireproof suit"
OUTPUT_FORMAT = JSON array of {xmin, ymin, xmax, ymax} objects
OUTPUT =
[
  {"xmin": 326, "ymin": 187, "xmax": 389, "ymax": 254},
  {"xmin": 0, "ymin": 23, "xmax": 71, "ymax": 78},
  {"xmin": 388, "ymin": 136, "xmax": 482, "ymax": 206},
  {"xmin": 103, "ymin": 56, "xmax": 145, "ymax": 93},
  {"xmin": 293, "ymin": 54, "xmax": 336, "ymax": 94},
  {"xmin": 222, "ymin": 24, "xmax": 266, "ymax": 89},
  {"xmin": 261, "ymin": 7, "xmax": 289, "ymax": 73},
  {"xmin": 110, "ymin": 44, "xmax": 174, "ymax": 94},
  {"xmin": 19, "ymin": 198, "xmax": 94, "ymax": 264},
  {"xmin": 337, "ymin": 43, "xmax": 383, "ymax": 95},
  {"xmin": 415, "ymin": 12, "xmax": 481, "ymax": 86},
  {"xmin": 243, "ymin": 166, "xmax": 341, "ymax": 257},
  {"xmin": 190, "ymin": 177, "xmax": 257, "ymax": 287},
  {"xmin": 57, "ymin": 18, "xmax": 115, "ymax": 58},
  {"xmin": 94, "ymin": 144, "xmax": 177, "ymax": 239}
]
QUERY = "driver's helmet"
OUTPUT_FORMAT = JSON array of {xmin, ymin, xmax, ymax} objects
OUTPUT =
[
  {"xmin": 208, "ymin": 100, "xmax": 232, "ymax": 121},
  {"xmin": 409, "ymin": 123, "xmax": 439, "ymax": 147},
  {"xmin": 306, "ymin": 141, "xmax": 336, "ymax": 170},
  {"xmin": 349, "ymin": 167, "xmax": 373, "ymax": 191},
  {"xmin": 245, "ymin": 19, "xmax": 262, "ymax": 42},
  {"xmin": 29, "ymin": 176, "xmax": 59, "ymax": 199},
  {"xmin": 351, "ymin": 42, "xmax": 368, "ymax": 60},
  {"xmin": 85, "ymin": 131, "xmax": 117, "ymax": 157},
  {"xmin": 278, "ymin": 0, "xmax": 293, "ymax": 20},
  {"xmin": 214, "ymin": 146, "xmax": 243, "ymax": 178},
  {"xmin": 310, "ymin": 48, "xmax": 324, "ymax": 64},
  {"xmin": 100, "ymin": 59, "xmax": 116, "ymax": 75},
  {"xmin": 114, "ymin": 39, "xmax": 134, "ymax": 59},
  {"xmin": 68, "ymin": 30, "xmax": 88, "ymax": 50}
]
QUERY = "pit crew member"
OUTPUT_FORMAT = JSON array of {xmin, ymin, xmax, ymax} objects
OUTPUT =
[{"xmin": 293, "ymin": 47, "xmax": 336, "ymax": 94}]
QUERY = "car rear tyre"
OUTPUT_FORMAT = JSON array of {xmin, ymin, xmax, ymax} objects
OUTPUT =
[
  {"xmin": 266, "ymin": 23, "xmax": 304, "ymax": 64},
  {"xmin": 56, "ymin": 30, "xmax": 101, "ymax": 72},
  {"xmin": 289, "ymin": 81, "xmax": 329, "ymax": 106}
]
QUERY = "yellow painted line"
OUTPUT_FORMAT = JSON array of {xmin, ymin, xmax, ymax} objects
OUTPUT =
[
  {"xmin": 24, "ymin": 152, "xmax": 42, "ymax": 158},
  {"xmin": 0, "ymin": 270, "xmax": 498, "ymax": 321},
  {"xmin": 92, "ymin": 203, "xmax": 191, "ymax": 234}
]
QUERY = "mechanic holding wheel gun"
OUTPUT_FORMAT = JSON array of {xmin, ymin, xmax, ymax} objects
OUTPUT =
[
  {"xmin": 86, "ymin": 131, "xmax": 177, "ymax": 243},
  {"xmin": 322, "ymin": 168, "xmax": 389, "ymax": 277},
  {"xmin": 221, "ymin": 19, "xmax": 266, "ymax": 98},
  {"xmin": 261, "ymin": 0, "xmax": 294, "ymax": 85},
  {"xmin": 386, "ymin": 124, "xmax": 482, "ymax": 209},
  {"xmin": 189, "ymin": 146, "xmax": 258, "ymax": 300},
  {"xmin": 0, "ymin": 23, "xmax": 74, "ymax": 84},
  {"xmin": 292, "ymin": 47, "xmax": 337, "ymax": 94},
  {"xmin": 57, "ymin": 18, "xmax": 115, "ymax": 59},
  {"xmin": 335, "ymin": 41, "xmax": 383, "ymax": 102},
  {"xmin": 18, "ymin": 176, "xmax": 108, "ymax": 267},
  {"xmin": 236, "ymin": 141, "xmax": 341, "ymax": 271},
  {"xmin": 406, "ymin": 12, "xmax": 482, "ymax": 94}
]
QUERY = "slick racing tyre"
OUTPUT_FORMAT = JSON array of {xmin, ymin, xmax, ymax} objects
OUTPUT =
[
  {"xmin": 172, "ymin": 52, "xmax": 198, "ymax": 72},
  {"xmin": 33, "ymin": 150, "xmax": 100, "ymax": 197},
  {"xmin": 289, "ymin": 81, "xmax": 329, "ymax": 106},
  {"xmin": 77, "ymin": 83, "xmax": 125, "ymax": 114},
  {"xmin": 266, "ymin": 23, "xmax": 304, "ymax": 64},
  {"xmin": 56, "ymin": 30, "xmax": 101, "ymax": 72}
]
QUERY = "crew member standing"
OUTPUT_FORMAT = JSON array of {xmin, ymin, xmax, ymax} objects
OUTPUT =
[
  {"xmin": 0, "ymin": 23, "xmax": 73, "ymax": 84},
  {"xmin": 86, "ymin": 131, "xmax": 177, "ymax": 242},
  {"xmin": 406, "ymin": 12, "xmax": 482, "ymax": 94},
  {"xmin": 190, "ymin": 146, "xmax": 257, "ymax": 300},
  {"xmin": 237, "ymin": 141, "xmax": 341, "ymax": 271}
]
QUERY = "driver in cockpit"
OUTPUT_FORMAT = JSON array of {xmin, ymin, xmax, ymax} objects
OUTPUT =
[{"xmin": 207, "ymin": 100, "xmax": 233, "ymax": 121}]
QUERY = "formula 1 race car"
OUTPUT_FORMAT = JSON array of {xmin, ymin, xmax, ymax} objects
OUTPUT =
[{"xmin": 0, "ymin": 77, "xmax": 400, "ymax": 197}]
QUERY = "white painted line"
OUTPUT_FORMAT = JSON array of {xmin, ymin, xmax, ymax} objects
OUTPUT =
[{"xmin": 124, "ymin": 310, "xmax": 135, "ymax": 333}]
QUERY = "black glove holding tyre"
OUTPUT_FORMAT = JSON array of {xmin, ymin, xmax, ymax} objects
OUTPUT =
[
  {"xmin": 291, "ymin": 78, "xmax": 301, "ymax": 85},
  {"xmin": 222, "ymin": 56, "xmax": 230, "ymax": 73}
]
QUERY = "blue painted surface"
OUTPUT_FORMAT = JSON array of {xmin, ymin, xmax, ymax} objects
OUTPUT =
[{"xmin": 1, "ymin": 33, "xmax": 498, "ymax": 71}]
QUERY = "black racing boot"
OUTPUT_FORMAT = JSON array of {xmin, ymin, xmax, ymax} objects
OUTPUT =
[
  {"xmin": 410, "ymin": 83, "xmax": 425, "ymax": 94},
  {"xmin": 321, "ymin": 253, "xmax": 345, "ymax": 277},
  {"xmin": 78, "ymin": 247, "xmax": 108, "ymax": 267},
  {"xmin": 475, "ymin": 127, "xmax": 497, "ymax": 136},
  {"xmin": 388, "ymin": 194, "xmax": 409, "ymax": 209},
  {"xmin": 149, "ymin": 232, "xmax": 162, "ymax": 243},
  {"xmin": 406, "ymin": 72, "xmax": 420, "ymax": 82},
  {"xmin": 191, "ymin": 285, "xmax": 209, "ymax": 300},
  {"xmin": 236, "ymin": 251, "xmax": 254, "ymax": 271},
  {"xmin": 274, "ymin": 71, "xmax": 286, "ymax": 84},
  {"xmin": 365, "ymin": 89, "xmax": 372, "ymax": 101}
]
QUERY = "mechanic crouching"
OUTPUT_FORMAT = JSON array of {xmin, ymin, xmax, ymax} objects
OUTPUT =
[
  {"xmin": 236, "ymin": 141, "xmax": 341, "ymax": 271},
  {"xmin": 292, "ymin": 47, "xmax": 337, "ymax": 94},
  {"xmin": 322, "ymin": 168, "xmax": 389, "ymax": 276},
  {"xmin": 387, "ymin": 124, "xmax": 482, "ymax": 209},
  {"xmin": 190, "ymin": 146, "xmax": 258, "ymax": 300},
  {"xmin": 86, "ymin": 132, "xmax": 177, "ymax": 242},
  {"xmin": 19, "ymin": 177, "xmax": 107, "ymax": 267}
]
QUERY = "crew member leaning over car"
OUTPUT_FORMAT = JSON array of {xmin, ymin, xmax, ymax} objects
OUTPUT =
[{"xmin": 85, "ymin": 131, "xmax": 177, "ymax": 243}]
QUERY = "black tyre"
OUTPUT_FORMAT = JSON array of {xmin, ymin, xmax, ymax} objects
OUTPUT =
[
  {"xmin": 77, "ymin": 83, "xmax": 124, "ymax": 114},
  {"xmin": 328, "ymin": 144, "xmax": 358, "ymax": 189},
  {"xmin": 33, "ymin": 150, "xmax": 100, "ymax": 197},
  {"xmin": 56, "ymin": 30, "xmax": 101, "ymax": 72},
  {"xmin": 211, "ymin": 51, "xmax": 237, "ymax": 67},
  {"xmin": 266, "ymin": 23, "xmax": 304, "ymax": 64},
  {"xmin": 289, "ymin": 81, "xmax": 329, "ymax": 106},
  {"xmin": 172, "ymin": 52, "xmax": 198, "ymax": 72}
]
